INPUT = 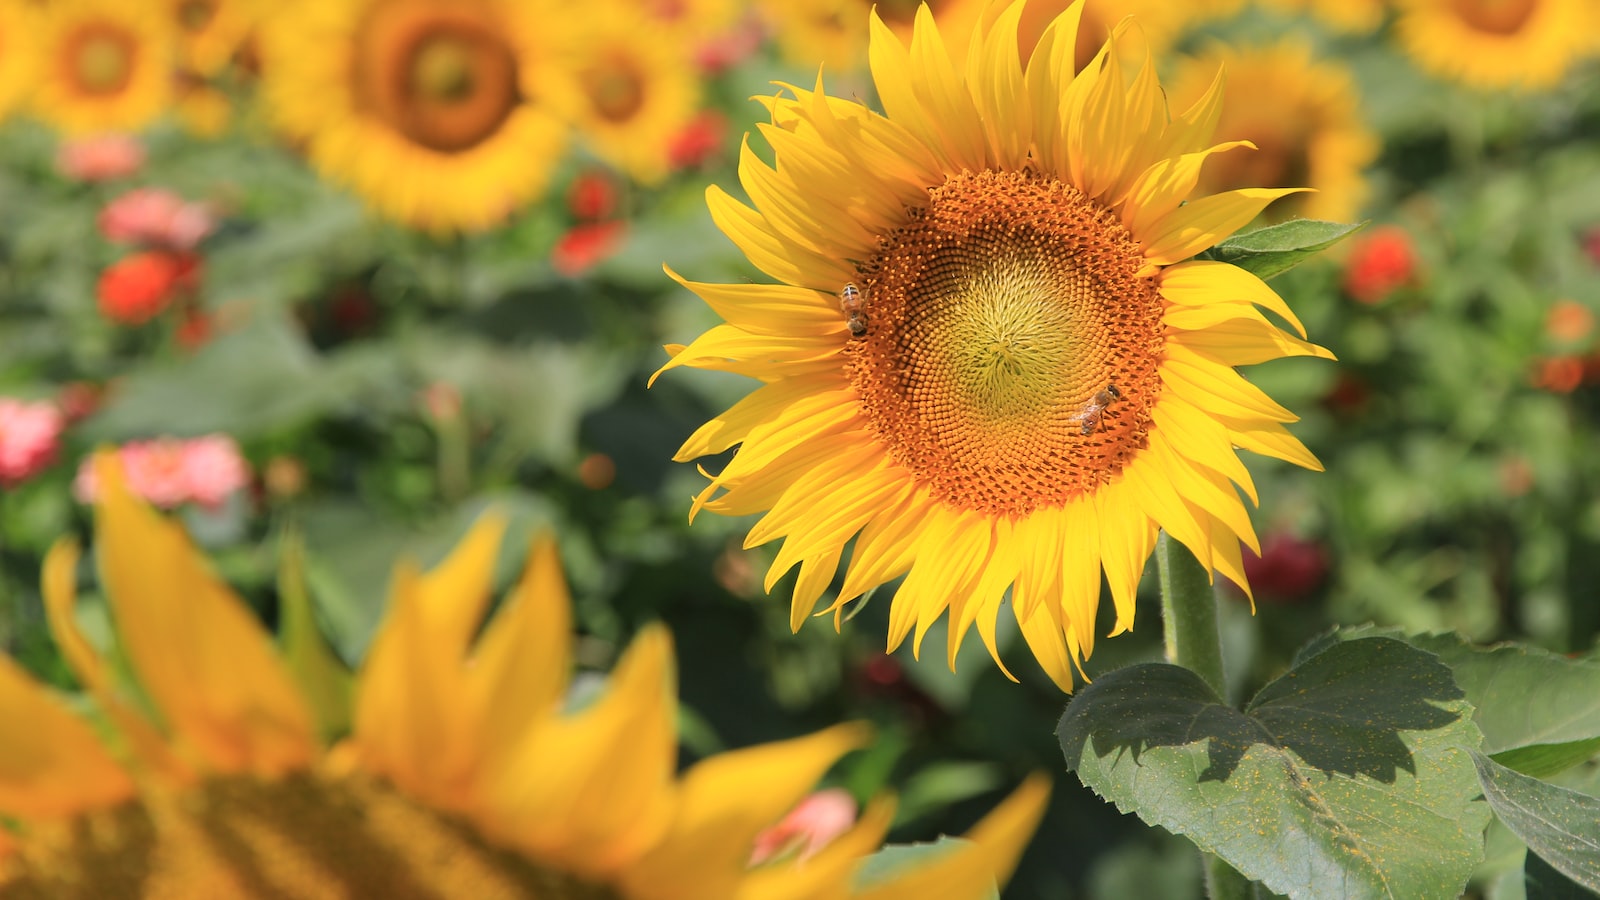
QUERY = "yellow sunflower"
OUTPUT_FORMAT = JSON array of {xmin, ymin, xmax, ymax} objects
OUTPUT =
[
  {"xmin": 760, "ymin": 0, "xmax": 873, "ymax": 74},
  {"xmin": 1167, "ymin": 41, "xmax": 1378, "ymax": 223},
  {"xmin": 260, "ymin": 0, "xmax": 577, "ymax": 233},
  {"xmin": 161, "ymin": 0, "xmax": 258, "ymax": 76},
  {"xmin": 656, "ymin": 0, "xmax": 1332, "ymax": 691},
  {"xmin": 1258, "ymin": 0, "xmax": 1389, "ymax": 33},
  {"xmin": 0, "ymin": 453, "xmax": 1049, "ymax": 897},
  {"xmin": 1394, "ymin": 0, "xmax": 1595, "ymax": 90},
  {"xmin": 564, "ymin": 0, "xmax": 704, "ymax": 186},
  {"xmin": 31, "ymin": 0, "xmax": 173, "ymax": 135},
  {"xmin": 0, "ymin": 0, "xmax": 38, "ymax": 125}
]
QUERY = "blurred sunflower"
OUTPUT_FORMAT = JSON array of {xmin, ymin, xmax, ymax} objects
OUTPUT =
[
  {"xmin": 0, "ymin": 453, "xmax": 1049, "ymax": 896},
  {"xmin": 1394, "ymin": 0, "xmax": 1594, "ymax": 90},
  {"xmin": 1257, "ymin": 0, "xmax": 1388, "ymax": 33},
  {"xmin": 565, "ymin": 1, "xmax": 704, "ymax": 186},
  {"xmin": 760, "ymin": 0, "xmax": 873, "ymax": 73},
  {"xmin": 261, "ymin": 0, "xmax": 577, "ymax": 233},
  {"xmin": 1168, "ymin": 41, "xmax": 1378, "ymax": 222},
  {"xmin": 0, "ymin": 0, "xmax": 38, "ymax": 125},
  {"xmin": 32, "ymin": 0, "xmax": 173, "ymax": 135},
  {"xmin": 658, "ymin": 0, "xmax": 1331, "ymax": 691},
  {"xmin": 162, "ymin": 0, "xmax": 257, "ymax": 76}
]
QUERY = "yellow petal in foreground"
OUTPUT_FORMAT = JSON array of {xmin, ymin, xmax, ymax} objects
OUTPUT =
[
  {"xmin": 660, "ymin": 0, "xmax": 1332, "ymax": 692},
  {"xmin": 0, "ymin": 452, "xmax": 1046, "ymax": 898}
]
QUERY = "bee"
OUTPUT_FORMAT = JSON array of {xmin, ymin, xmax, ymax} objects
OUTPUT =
[
  {"xmin": 1069, "ymin": 385, "xmax": 1121, "ymax": 435},
  {"xmin": 839, "ymin": 282, "xmax": 867, "ymax": 337}
]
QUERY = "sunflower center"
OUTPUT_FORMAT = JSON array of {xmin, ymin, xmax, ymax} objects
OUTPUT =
[
  {"xmin": 66, "ymin": 25, "xmax": 137, "ymax": 95},
  {"xmin": 1449, "ymin": 0, "xmax": 1537, "ymax": 34},
  {"xmin": 0, "ymin": 772, "xmax": 624, "ymax": 898},
  {"xmin": 581, "ymin": 56, "xmax": 646, "ymax": 124},
  {"xmin": 358, "ymin": 6, "xmax": 521, "ymax": 154},
  {"xmin": 177, "ymin": 0, "xmax": 219, "ymax": 33},
  {"xmin": 847, "ymin": 170, "xmax": 1163, "ymax": 517}
]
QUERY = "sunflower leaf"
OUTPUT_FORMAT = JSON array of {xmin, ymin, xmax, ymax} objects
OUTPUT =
[
  {"xmin": 1058, "ymin": 637, "xmax": 1490, "ymax": 900},
  {"xmin": 1473, "ymin": 751, "xmax": 1600, "ymax": 892},
  {"xmin": 1202, "ymin": 219, "xmax": 1366, "ymax": 280},
  {"xmin": 1312, "ymin": 627, "xmax": 1600, "ymax": 777}
]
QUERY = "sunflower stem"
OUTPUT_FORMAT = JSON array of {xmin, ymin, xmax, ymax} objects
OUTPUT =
[
  {"xmin": 1156, "ymin": 531, "xmax": 1226, "ymax": 698},
  {"xmin": 1157, "ymin": 531, "xmax": 1249, "ymax": 899}
]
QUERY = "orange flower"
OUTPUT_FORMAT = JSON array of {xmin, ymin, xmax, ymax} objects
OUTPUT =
[
  {"xmin": 1545, "ymin": 300, "xmax": 1594, "ymax": 345},
  {"xmin": 96, "ymin": 250, "xmax": 200, "ymax": 325}
]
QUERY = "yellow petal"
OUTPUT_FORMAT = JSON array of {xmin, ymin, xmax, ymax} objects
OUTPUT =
[
  {"xmin": 1142, "ymin": 188, "xmax": 1308, "ymax": 266},
  {"xmin": 490, "ymin": 625, "xmax": 677, "ymax": 876},
  {"xmin": 464, "ymin": 535, "xmax": 574, "ymax": 788},
  {"xmin": 855, "ymin": 773, "xmax": 1051, "ymax": 899},
  {"xmin": 618, "ymin": 722, "xmax": 872, "ymax": 900},
  {"xmin": 92, "ymin": 452, "xmax": 316, "ymax": 776},
  {"xmin": 1160, "ymin": 259, "xmax": 1308, "ymax": 338},
  {"xmin": 0, "ymin": 650, "xmax": 133, "ymax": 818}
]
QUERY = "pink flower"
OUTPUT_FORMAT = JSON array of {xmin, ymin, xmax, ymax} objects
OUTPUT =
[
  {"xmin": 180, "ymin": 435, "xmax": 252, "ymax": 508},
  {"xmin": 749, "ymin": 788, "xmax": 859, "ymax": 866},
  {"xmin": 74, "ymin": 435, "xmax": 250, "ymax": 509},
  {"xmin": 99, "ymin": 188, "xmax": 217, "ymax": 250},
  {"xmin": 56, "ymin": 135, "xmax": 146, "ymax": 182},
  {"xmin": 0, "ymin": 399, "xmax": 65, "ymax": 487}
]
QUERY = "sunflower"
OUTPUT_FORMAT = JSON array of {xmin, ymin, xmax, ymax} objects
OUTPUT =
[
  {"xmin": 161, "ymin": 0, "xmax": 258, "ymax": 76},
  {"xmin": 0, "ymin": 453, "xmax": 1049, "ymax": 896},
  {"xmin": 0, "ymin": 0, "xmax": 38, "ymax": 125},
  {"xmin": 760, "ymin": 0, "xmax": 873, "ymax": 74},
  {"xmin": 1167, "ymin": 40, "xmax": 1378, "ymax": 223},
  {"xmin": 1257, "ymin": 0, "xmax": 1388, "ymax": 33},
  {"xmin": 1394, "ymin": 0, "xmax": 1595, "ymax": 90},
  {"xmin": 563, "ymin": 0, "xmax": 704, "ymax": 186},
  {"xmin": 260, "ymin": 0, "xmax": 576, "ymax": 233},
  {"xmin": 656, "ymin": 0, "xmax": 1332, "ymax": 691},
  {"xmin": 31, "ymin": 0, "xmax": 173, "ymax": 135}
]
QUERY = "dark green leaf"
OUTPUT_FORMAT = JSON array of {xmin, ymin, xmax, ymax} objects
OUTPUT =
[
  {"xmin": 1525, "ymin": 850, "xmax": 1597, "ymax": 900},
  {"xmin": 1060, "ymin": 638, "xmax": 1489, "ymax": 900},
  {"xmin": 1473, "ymin": 751, "xmax": 1600, "ymax": 892},
  {"xmin": 1203, "ymin": 219, "xmax": 1365, "ymax": 280},
  {"xmin": 853, "ymin": 836, "xmax": 997, "ymax": 899},
  {"xmin": 1326, "ymin": 628, "xmax": 1600, "ymax": 776}
]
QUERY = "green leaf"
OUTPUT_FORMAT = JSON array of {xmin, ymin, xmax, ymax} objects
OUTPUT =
[
  {"xmin": 1525, "ymin": 850, "xmax": 1596, "ymax": 900},
  {"xmin": 853, "ymin": 836, "xmax": 997, "ymax": 899},
  {"xmin": 1059, "ymin": 638, "xmax": 1490, "ymax": 900},
  {"xmin": 1473, "ymin": 751, "xmax": 1600, "ymax": 892},
  {"xmin": 1326, "ymin": 629, "xmax": 1600, "ymax": 776},
  {"xmin": 275, "ymin": 528, "xmax": 353, "ymax": 739},
  {"xmin": 1203, "ymin": 219, "xmax": 1365, "ymax": 280}
]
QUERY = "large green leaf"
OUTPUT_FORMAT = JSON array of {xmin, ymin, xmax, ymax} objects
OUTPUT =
[
  {"xmin": 1317, "ymin": 629, "xmax": 1600, "ymax": 777},
  {"xmin": 1473, "ymin": 752, "xmax": 1600, "ymax": 892},
  {"xmin": 1202, "ymin": 219, "xmax": 1365, "ymax": 280},
  {"xmin": 1059, "ymin": 638, "xmax": 1490, "ymax": 899}
]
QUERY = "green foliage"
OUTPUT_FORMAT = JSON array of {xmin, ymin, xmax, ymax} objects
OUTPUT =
[
  {"xmin": 1203, "ymin": 220, "xmax": 1366, "ymax": 281},
  {"xmin": 1059, "ymin": 638, "xmax": 1491, "ymax": 899},
  {"xmin": 1473, "ymin": 752, "xmax": 1600, "ymax": 893}
]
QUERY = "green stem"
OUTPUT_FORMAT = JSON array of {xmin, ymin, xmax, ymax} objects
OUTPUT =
[
  {"xmin": 1156, "ymin": 530, "xmax": 1226, "ymax": 698},
  {"xmin": 1157, "ymin": 530, "xmax": 1247, "ymax": 900}
]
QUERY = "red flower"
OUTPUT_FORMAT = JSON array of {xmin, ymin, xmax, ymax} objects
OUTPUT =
[
  {"xmin": 551, "ymin": 221, "xmax": 626, "ymax": 277},
  {"xmin": 1242, "ymin": 533, "xmax": 1328, "ymax": 604},
  {"xmin": 1342, "ymin": 225, "xmax": 1417, "ymax": 304},
  {"xmin": 97, "ymin": 251, "xmax": 201, "ymax": 325},
  {"xmin": 567, "ymin": 170, "xmax": 619, "ymax": 221},
  {"xmin": 1533, "ymin": 356, "xmax": 1584, "ymax": 393},
  {"xmin": 667, "ymin": 110, "xmax": 727, "ymax": 172}
]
